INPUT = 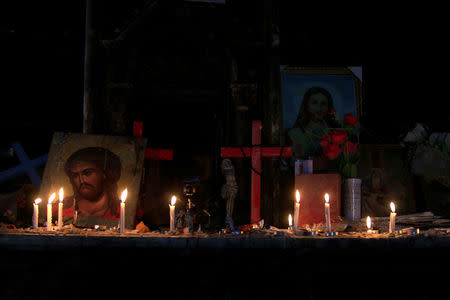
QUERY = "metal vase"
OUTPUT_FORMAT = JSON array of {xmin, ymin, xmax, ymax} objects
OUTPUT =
[{"xmin": 343, "ymin": 178, "xmax": 362, "ymax": 222}]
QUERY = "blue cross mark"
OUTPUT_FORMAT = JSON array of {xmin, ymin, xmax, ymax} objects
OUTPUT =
[{"xmin": 0, "ymin": 142, "xmax": 48, "ymax": 186}]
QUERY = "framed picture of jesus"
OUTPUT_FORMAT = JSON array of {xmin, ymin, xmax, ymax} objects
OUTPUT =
[
  {"xmin": 281, "ymin": 67, "xmax": 363, "ymax": 160},
  {"xmin": 38, "ymin": 132, "xmax": 147, "ymax": 229}
]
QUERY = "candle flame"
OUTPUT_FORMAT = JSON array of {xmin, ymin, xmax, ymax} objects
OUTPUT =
[
  {"xmin": 288, "ymin": 214, "xmax": 292, "ymax": 226},
  {"xmin": 324, "ymin": 193, "xmax": 329, "ymax": 203},
  {"xmin": 390, "ymin": 202, "xmax": 396, "ymax": 213},
  {"xmin": 48, "ymin": 193, "xmax": 56, "ymax": 204},
  {"xmin": 170, "ymin": 195, "xmax": 177, "ymax": 206},
  {"xmin": 121, "ymin": 188, "xmax": 128, "ymax": 203},
  {"xmin": 59, "ymin": 188, "xmax": 64, "ymax": 203},
  {"xmin": 295, "ymin": 190, "xmax": 300, "ymax": 203},
  {"xmin": 366, "ymin": 216, "xmax": 372, "ymax": 229},
  {"xmin": 34, "ymin": 198, "xmax": 42, "ymax": 205}
]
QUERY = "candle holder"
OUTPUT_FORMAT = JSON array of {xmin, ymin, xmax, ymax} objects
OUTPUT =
[
  {"xmin": 397, "ymin": 227, "xmax": 420, "ymax": 235},
  {"xmin": 306, "ymin": 230, "xmax": 317, "ymax": 236},
  {"xmin": 325, "ymin": 232, "xmax": 339, "ymax": 237}
]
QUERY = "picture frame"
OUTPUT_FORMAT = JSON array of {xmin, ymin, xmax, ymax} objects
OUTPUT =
[
  {"xmin": 281, "ymin": 66, "xmax": 363, "ymax": 132},
  {"xmin": 281, "ymin": 67, "xmax": 363, "ymax": 160},
  {"xmin": 39, "ymin": 132, "xmax": 147, "ymax": 229},
  {"xmin": 359, "ymin": 144, "xmax": 416, "ymax": 216}
]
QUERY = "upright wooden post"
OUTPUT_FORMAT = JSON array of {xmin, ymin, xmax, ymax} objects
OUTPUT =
[
  {"xmin": 261, "ymin": 0, "xmax": 282, "ymax": 226},
  {"xmin": 221, "ymin": 121, "xmax": 293, "ymax": 224},
  {"xmin": 250, "ymin": 121, "xmax": 262, "ymax": 223},
  {"xmin": 83, "ymin": 0, "xmax": 95, "ymax": 134},
  {"xmin": 231, "ymin": 84, "xmax": 251, "ymax": 225}
]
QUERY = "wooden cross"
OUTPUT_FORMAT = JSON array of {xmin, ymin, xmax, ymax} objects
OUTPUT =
[
  {"xmin": 134, "ymin": 121, "xmax": 173, "ymax": 161},
  {"xmin": 221, "ymin": 120, "xmax": 293, "ymax": 224},
  {"xmin": 133, "ymin": 121, "xmax": 174, "ymax": 219},
  {"xmin": 0, "ymin": 142, "xmax": 47, "ymax": 185}
]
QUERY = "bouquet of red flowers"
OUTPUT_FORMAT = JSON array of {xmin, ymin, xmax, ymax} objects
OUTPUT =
[{"xmin": 318, "ymin": 112, "xmax": 360, "ymax": 179}]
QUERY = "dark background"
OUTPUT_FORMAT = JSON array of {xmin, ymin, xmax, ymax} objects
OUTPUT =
[
  {"xmin": 1, "ymin": 1, "xmax": 448, "ymax": 219},
  {"xmin": 1, "ymin": 1, "xmax": 447, "ymax": 151},
  {"xmin": 0, "ymin": 3, "xmax": 449, "ymax": 299}
]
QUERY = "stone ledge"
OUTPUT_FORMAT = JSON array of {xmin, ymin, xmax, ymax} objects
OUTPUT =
[{"xmin": 2, "ymin": 231, "xmax": 450, "ymax": 251}]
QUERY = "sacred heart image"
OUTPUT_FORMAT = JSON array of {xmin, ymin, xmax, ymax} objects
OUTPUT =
[{"xmin": 39, "ymin": 132, "xmax": 147, "ymax": 229}]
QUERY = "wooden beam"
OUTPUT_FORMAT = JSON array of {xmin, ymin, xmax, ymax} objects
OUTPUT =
[
  {"xmin": 221, "ymin": 147, "xmax": 292, "ymax": 157},
  {"xmin": 261, "ymin": 0, "xmax": 283, "ymax": 227},
  {"xmin": 82, "ymin": 0, "xmax": 95, "ymax": 134}
]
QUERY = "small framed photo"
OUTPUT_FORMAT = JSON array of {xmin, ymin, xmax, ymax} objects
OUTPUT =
[{"xmin": 281, "ymin": 67, "xmax": 363, "ymax": 159}]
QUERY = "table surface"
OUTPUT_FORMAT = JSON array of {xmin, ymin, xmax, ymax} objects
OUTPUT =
[{"xmin": 2, "ymin": 226, "xmax": 450, "ymax": 250}]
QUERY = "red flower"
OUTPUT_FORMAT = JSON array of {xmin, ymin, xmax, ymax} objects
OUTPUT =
[
  {"xmin": 344, "ymin": 141, "xmax": 358, "ymax": 155},
  {"xmin": 319, "ymin": 139, "xmax": 329, "ymax": 148},
  {"xmin": 323, "ymin": 144, "xmax": 341, "ymax": 160},
  {"xmin": 344, "ymin": 113, "xmax": 358, "ymax": 127},
  {"xmin": 319, "ymin": 115, "xmax": 360, "ymax": 178},
  {"xmin": 330, "ymin": 129, "xmax": 348, "ymax": 144}
]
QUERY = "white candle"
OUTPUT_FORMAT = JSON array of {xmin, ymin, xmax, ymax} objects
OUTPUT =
[
  {"xmin": 32, "ymin": 198, "xmax": 41, "ymax": 230},
  {"xmin": 288, "ymin": 214, "xmax": 293, "ymax": 232},
  {"xmin": 120, "ymin": 188, "xmax": 128, "ymax": 233},
  {"xmin": 294, "ymin": 190, "xmax": 300, "ymax": 229},
  {"xmin": 324, "ymin": 193, "xmax": 331, "ymax": 233},
  {"xmin": 389, "ymin": 202, "xmax": 396, "ymax": 234},
  {"xmin": 47, "ymin": 193, "xmax": 56, "ymax": 231},
  {"xmin": 366, "ymin": 216, "xmax": 374, "ymax": 234},
  {"xmin": 169, "ymin": 196, "xmax": 176, "ymax": 232},
  {"xmin": 58, "ymin": 188, "xmax": 64, "ymax": 229}
]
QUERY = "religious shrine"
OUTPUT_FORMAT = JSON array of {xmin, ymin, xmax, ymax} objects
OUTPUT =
[{"xmin": 1, "ymin": 1, "xmax": 449, "ymax": 299}]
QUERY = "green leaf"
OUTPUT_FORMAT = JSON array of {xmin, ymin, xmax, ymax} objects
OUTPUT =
[
  {"xmin": 350, "ymin": 164, "xmax": 358, "ymax": 178},
  {"xmin": 342, "ymin": 164, "xmax": 351, "ymax": 178}
]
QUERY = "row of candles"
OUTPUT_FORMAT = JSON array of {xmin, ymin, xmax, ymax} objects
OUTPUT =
[
  {"xmin": 32, "ymin": 187, "xmax": 129, "ymax": 233},
  {"xmin": 32, "ymin": 187, "xmax": 180, "ymax": 233},
  {"xmin": 32, "ymin": 188, "xmax": 64, "ymax": 231},
  {"xmin": 288, "ymin": 189, "xmax": 398, "ymax": 234},
  {"xmin": 33, "ymin": 186, "xmax": 397, "ymax": 234}
]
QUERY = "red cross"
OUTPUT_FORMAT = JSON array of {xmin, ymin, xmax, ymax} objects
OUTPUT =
[
  {"xmin": 133, "ymin": 121, "xmax": 173, "ymax": 160},
  {"xmin": 221, "ymin": 120, "xmax": 293, "ymax": 224},
  {"xmin": 133, "ymin": 121, "xmax": 173, "ymax": 223}
]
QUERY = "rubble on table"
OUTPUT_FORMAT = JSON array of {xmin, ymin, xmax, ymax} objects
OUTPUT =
[{"xmin": 1, "ymin": 211, "xmax": 450, "ymax": 238}]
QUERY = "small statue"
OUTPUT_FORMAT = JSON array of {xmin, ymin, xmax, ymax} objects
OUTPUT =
[
  {"xmin": 183, "ymin": 178, "xmax": 198, "ymax": 233},
  {"xmin": 221, "ymin": 159, "xmax": 238, "ymax": 221},
  {"xmin": 184, "ymin": 199, "xmax": 193, "ymax": 233}
]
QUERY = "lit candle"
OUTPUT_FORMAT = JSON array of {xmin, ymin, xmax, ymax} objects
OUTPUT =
[
  {"xmin": 294, "ymin": 190, "xmax": 300, "ymax": 229},
  {"xmin": 120, "ymin": 188, "xmax": 128, "ymax": 233},
  {"xmin": 169, "ymin": 195, "xmax": 176, "ymax": 232},
  {"xmin": 389, "ymin": 202, "xmax": 396, "ymax": 234},
  {"xmin": 288, "ymin": 213, "xmax": 293, "ymax": 232},
  {"xmin": 32, "ymin": 198, "xmax": 41, "ymax": 230},
  {"xmin": 324, "ymin": 193, "xmax": 331, "ymax": 233},
  {"xmin": 58, "ymin": 188, "xmax": 64, "ymax": 229},
  {"xmin": 47, "ymin": 193, "xmax": 56, "ymax": 231},
  {"xmin": 366, "ymin": 216, "xmax": 373, "ymax": 233}
]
